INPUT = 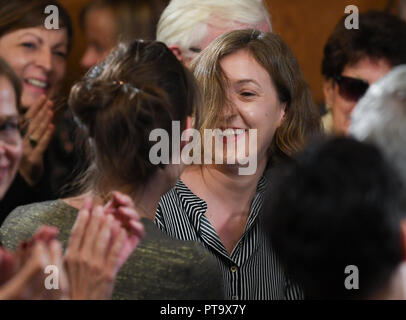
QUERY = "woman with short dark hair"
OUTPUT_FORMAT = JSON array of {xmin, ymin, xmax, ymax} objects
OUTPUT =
[{"xmin": 321, "ymin": 11, "xmax": 406, "ymax": 135}]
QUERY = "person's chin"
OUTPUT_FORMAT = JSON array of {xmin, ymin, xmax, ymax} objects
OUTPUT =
[
  {"xmin": 21, "ymin": 87, "xmax": 53, "ymax": 109},
  {"xmin": 21, "ymin": 94, "xmax": 41, "ymax": 110}
]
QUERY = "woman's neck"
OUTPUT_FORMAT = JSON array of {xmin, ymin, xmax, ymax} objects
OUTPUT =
[
  {"xmin": 181, "ymin": 160, "xmax": 267, "ymax": 216},
  {"xmin": 63, "ymin": 172, "xmax": 171, "ymax": 221}
]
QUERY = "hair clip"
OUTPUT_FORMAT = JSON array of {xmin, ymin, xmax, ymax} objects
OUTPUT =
[
  {"xmin": 88, "ymin": 65, "xmax": 103, "ymax": 79},
  {"xmin": 113, "ymin": 80, "xmax": 141, "ymax": 98}
]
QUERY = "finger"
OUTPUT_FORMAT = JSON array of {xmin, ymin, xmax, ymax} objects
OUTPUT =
[
  {"xmin": 107, "ymin": 229, "xmax": 127, "ymax": 275},
  {"xmin": 117, "ymin": 206, "xmax": 142, "ymax": 222},
  {"xmin": 94, "ymin": 214, "xmax": 114, "ymax": 263},
  {"xmin": 66, "ymin": 198, "xmax": 93, "ymax": 254},
  {"xmin": 111, "ymin": 191, "xmax": 135, "ymax": 208},
  {"xmin": 42, "ymin": 240, "xmax": 64, "ymax": 299},
  {"xmin": 28, "ymin": 110, "xmax": 53, "ymax": 142},
  {"xmin": 81, "ymin": 205, "xmax": 104, "ymax": 258},
  {"xmin": 128, "ymin": 220, "xmax": 145, "ymax": 238},
  {"xmin": 25, "ymin": 101, "xmax": 53, "ymax": 136},
  {"xmin": 0, "ymin": 247, "xmax": 15, "ymax": 285},
  {"xmin": 30, "ymin": 241, "xmax": 49, "ymax": 272},
  {"xmin": 33, "ymin": 225, "xmax": 59, "ymax": 244},
  {"xmin": 24, "ymin": 95, "xmax": 47, "ymax": 120},
  {"xmin": 103, "ymin": 191, "xmax": 130, "ymax": 214},
  {"xmin": 31, "ymin": 124, "xmax": 55, "ymax": 156},
  {"xmin": 48, "ymin": 240, "xmax": 62, "ymax": 267}
]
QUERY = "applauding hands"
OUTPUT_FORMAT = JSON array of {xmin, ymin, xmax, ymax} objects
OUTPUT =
[
  {"xmin": 19, "ymin": 95, "xmax": 55, "ymax": 186},
  {"xmin": 0, "ymin": 226, "xmax": 67, "ymax": 300},
  {"xmin": 64, "ymin": 191, "xmax": 145, "ymax": 300}
]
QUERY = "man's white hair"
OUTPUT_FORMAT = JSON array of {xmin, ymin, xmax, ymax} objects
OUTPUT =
[
  {"xmin": 350, "ymin": 65, "xmax": 406, "ymax": 186},
  {"xmin": 156, "ymin": 0, "xmax": 272, "ymax": 57}
]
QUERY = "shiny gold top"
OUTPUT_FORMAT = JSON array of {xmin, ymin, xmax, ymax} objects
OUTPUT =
[{"xmin": 0, "ymin": 200, "xmax": 224, "ymax": 300}]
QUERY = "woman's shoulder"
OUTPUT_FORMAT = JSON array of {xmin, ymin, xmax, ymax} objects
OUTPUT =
[
  {"xmin": 118, "ymin": 219, "xmax": 224, "ymax": 299},
  {"xmin": 0, "ymin": 200, "xmax": 78, "ymax": 251}
]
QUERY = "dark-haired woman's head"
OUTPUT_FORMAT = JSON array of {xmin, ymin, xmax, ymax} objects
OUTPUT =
[
  {"xmin": 0, "ymin": 0, "xmax": 72, "ymax": 109},
  {"xmin": 264, "ymin": 137, "xmax": 405, "ymax": 299},
  {"xmin": 0, "ymin": 57, "xmax": 23, "ymax": 199},
  {"xmin": 69, "ymin": 40, "xmax": 198, "ymax": 195},
  {"xmin": 322, "ymin": 11, "xmax": 406, "ymax": 135}
]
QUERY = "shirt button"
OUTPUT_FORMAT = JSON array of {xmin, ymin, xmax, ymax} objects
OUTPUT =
[
  {"xmin": 230, "ymin": 266, "xmax": 238, "ymax": 273},
  {"xmin": 232, "ymin": 295, "xmax": 239, "ymax": 300}
]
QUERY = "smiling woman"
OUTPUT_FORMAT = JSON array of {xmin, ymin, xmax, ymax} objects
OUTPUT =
[
  {"xmin": 0, "ymin": 58, "xmax": 22, "ymax": 200},
  {"xmin": 155, "ymin": 29, "xmax": 322, "ymax": 300},
  {"xmin": 0, "ymin": 0, "xmax": 74, "ymax": 223},
  {"xmin": 0, "ymin": 0, "xmax": 72, "ymax": 109}
]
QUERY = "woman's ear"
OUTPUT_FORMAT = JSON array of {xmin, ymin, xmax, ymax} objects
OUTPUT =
[
  {"xmin": 278, "ymin": 103, "xmax": 287, "ymax": 126},
  {"xmin": 169, "ymin": 45, "xmax": 186, "ymax": 63},
  {"xmin": 323, "ymin": 79, "xmax": 335, "ymax": 108}
]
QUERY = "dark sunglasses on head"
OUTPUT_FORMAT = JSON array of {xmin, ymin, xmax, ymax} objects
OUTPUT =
[{"xmin": 334, "ymin": 75, "xmax": 369, "ymax": 102}]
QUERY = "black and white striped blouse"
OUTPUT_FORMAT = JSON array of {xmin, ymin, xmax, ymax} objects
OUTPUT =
[{"xmin": 155, "ymin": 176, "xmax": 303, "ymax": 300}]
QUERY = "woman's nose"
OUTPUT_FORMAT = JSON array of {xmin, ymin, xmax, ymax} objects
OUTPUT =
[
  {"xmin": 0, "ymin": 142, "xmax": 9, "ymax": 165},
  {"xmin": 36, "ymin": 48, "xmax": 52, "ymax": 72},
  {"xmin": 220, "ymin": 103, "xmax": 238, "ymax": 123}
]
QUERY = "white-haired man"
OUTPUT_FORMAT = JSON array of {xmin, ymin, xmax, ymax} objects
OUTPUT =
[
  {"xmin": 157, "ymin": 0, "xmax": 272, "ymax": 66},
  {"xmin": 350, "ymin": 65, "xmax": 406, "ymax": 189}
]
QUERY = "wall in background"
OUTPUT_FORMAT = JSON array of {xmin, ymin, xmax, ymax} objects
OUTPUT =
[
  {"xmin": 267, "ymin": 0, "xmax": 398, "ymax": 105},
  {"xmin": 62, "ymin": 0, "xmax": 400, "ymax": 106}
]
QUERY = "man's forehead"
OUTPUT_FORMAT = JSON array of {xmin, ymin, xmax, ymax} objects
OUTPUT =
[{"xmin": 199, "ymin": 19, "xmax": 270, "ymax": 50}]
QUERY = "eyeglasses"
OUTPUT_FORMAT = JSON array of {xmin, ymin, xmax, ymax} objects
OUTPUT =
[
  {"xmin": 0, "ymin": 116, "xmax": 22, "ymax": 146},
  {"xmin": 334, "ymin": 75, "xmax": 369, "ymax": 102}
]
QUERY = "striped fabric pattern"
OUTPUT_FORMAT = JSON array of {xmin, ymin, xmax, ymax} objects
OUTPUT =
[{"xmin": 155, "ymin": 176, "xmax": 303, "ymax": 300}]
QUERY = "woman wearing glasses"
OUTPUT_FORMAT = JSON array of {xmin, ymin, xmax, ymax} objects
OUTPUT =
[
  {"xmin": 322, "ymin": 11, "xmax": 406, "ymax": 135},
  {"xmin": 0, "ymin": 57, "xmax": 68, "ymax": 300}
]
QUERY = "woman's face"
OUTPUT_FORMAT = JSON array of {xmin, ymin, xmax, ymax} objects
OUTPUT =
[
  {"xmin": 324, "ymin": 57, "xmax": 392, "ymax": 135},
  {"xmin": 0, "ymin": 76, "xmax": 22, "ymax": 200},
  {"xmin": 215, "ymin": 49, "xmax": 285, "ymax": 172},
  {"xmin": 0, "ymin": 26, "xmax": 68, "ymax": 110},
  {"xmin": 80, "ymin": 7, "xmax": 117, "ymax": 70}
]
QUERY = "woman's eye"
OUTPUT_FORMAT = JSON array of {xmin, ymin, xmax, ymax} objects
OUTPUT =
[
  {"xmin": 53, "ymin": 51, "xmax": 67, "ymax": 59},
  {"xmin": 240, "ymin": 91, "xmax": 256, "ymax": 97},
  {"xmin": 22, "ymin": 42, "xmax": 36, "ymax": 49}
]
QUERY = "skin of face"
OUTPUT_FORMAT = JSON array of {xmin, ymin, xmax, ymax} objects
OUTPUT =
[
  {"xmin": 180, "ymin": 18, "xmax": 271, "ymax": 67},
  {"xmin": 323, "ymin": 57, "xmax": 392, "ymax": 135},
  {"xmin": 216, "ymin": 49, "xmax": 285, "ymax": 171},
  {"xmin": 0, "ymin": 76, "xmax": 22, "ymax": 199},
  {"xmin": 80, "ymin": 7, "xmax": 117, "ymax": 70},
  {"xmin": 0, "ymin": 27, "xmax": 68, "ymax": 110}
]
